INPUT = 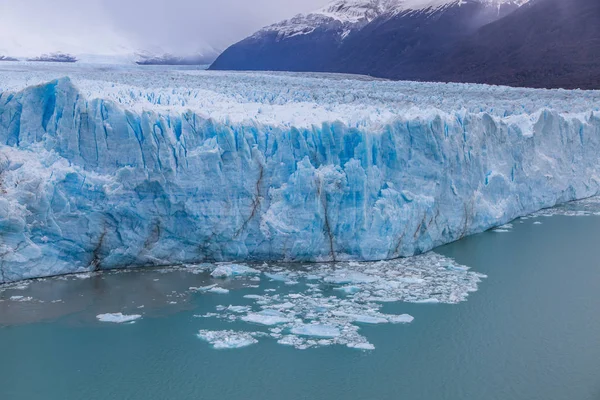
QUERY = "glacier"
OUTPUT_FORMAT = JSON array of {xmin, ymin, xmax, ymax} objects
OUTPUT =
[{"xmin": 1, "ymin": 63, "xmax": 600, "ymax": 283}]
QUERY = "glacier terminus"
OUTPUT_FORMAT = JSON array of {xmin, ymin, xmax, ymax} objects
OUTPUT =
[{"xmin": 1, "ymin": 63, "xmax": 600, "ymax": 283}]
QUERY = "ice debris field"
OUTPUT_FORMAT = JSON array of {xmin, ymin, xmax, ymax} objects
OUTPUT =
[
  {"xmin": 0, "ymin": 252, "xmax": 486, "ymax": 350},
  {"xmin": 1, "ymin": 62, "xmax": 600, "ymax": 282}
]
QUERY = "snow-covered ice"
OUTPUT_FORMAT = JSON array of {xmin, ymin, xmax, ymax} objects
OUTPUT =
[
  {"xmin": 2, "ymin": 63, "xmax": 600, "ymax": 282},
  {"xmin": 96, "ymin": 313, "xmax": 142, "ymax": 323}
]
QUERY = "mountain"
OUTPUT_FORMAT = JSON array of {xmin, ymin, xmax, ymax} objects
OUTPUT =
[
  {"xmin": 437, "ymin": 0, "xmax": 600, "ymax": 89},
  {"xmin": 135, "ymin": 48, "xmax": 220, "ymax": 66},
  {"xmin": 211, "ymin": 0, "xmax": 600, "ymax": 89},
  {"xmin": 210, "ymin": 0, "xmax": 527, "ymax": 75},
  {"xmin": 26, "ymin": 53, "xmax": 78, "ymax": 63},
  {"xmin": 135, "ymin": 54, "xmax": 216, "ymax": 66}
]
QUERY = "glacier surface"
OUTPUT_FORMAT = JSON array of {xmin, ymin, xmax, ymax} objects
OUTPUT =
[{"xmin": 1, "ymin": 64, "xmax": 600, "ymax": 282}]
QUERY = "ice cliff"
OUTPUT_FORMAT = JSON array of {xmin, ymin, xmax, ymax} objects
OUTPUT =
[{"xmin": 1, "ymin": 65, "xmax": 600, "ymax": 282}]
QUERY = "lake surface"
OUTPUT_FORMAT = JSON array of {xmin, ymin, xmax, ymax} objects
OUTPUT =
[{"xmin": 1, "ymin": 201, "xmax": 600, "ymax": 400}]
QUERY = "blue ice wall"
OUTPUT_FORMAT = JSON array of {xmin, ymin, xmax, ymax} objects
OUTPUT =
[{"xmin": 1, "ymin": 78, "xmax": 599, "ymax": 282}]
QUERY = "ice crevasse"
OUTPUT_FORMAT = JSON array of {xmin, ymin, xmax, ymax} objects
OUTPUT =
[{"xmin": 1, "ymin": 72, "xmax": 600, "ymax": 282}]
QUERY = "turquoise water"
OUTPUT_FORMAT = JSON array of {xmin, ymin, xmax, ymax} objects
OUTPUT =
[{"xmin": 1, "ymin": 207, "xmax": 600, "ymax": 399}]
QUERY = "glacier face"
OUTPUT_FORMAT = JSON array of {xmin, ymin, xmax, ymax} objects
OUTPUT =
[{"xmin": 1, "ymin": 64, "xmax": 600, "ymax": 283}]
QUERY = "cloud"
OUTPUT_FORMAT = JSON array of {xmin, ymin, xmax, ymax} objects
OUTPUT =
[{"xmin": 0, "ymin": 0, "xmax": 329, "ymax": 57}]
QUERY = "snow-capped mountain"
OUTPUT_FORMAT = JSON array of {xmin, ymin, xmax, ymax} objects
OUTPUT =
[
  {"xmin": 210, "ymin": 0, "xmax": 529, "ymax": 75},
  {"xmin": 255, "ymin": 0, "xmax": 529, "ymax": 39}
]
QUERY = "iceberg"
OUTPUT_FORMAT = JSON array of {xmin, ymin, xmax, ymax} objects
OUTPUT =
[{"xmin": 1, "ymin": 64, "xmax": 600, "ymax": 282}]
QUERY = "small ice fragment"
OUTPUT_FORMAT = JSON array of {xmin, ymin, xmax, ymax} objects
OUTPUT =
[
  {"xmin": 227, "ymin": 305, "xmax": 251, "ymax": 313},
  {"xmin": 264, "ymin": 273, "xmax": 288, "ymax": 282},
  {"xmin": 415, "ymin": 298, "xmax": 439, "ymax": 304},
  {"xmin": 347, "ymin": 342, "xmax": 375, "ymax": 350},
  {"xmin": 197, "ymin": 330, "xmax": 258, "ymax": 349},
  {"xmin": 398, "ymin": 277, "xmax": 426, "ymax": 284},
  {"xmin": 324, "ymin": 270, "xmax": 377, "ymax": 285},
  {"xmin": 350, "ymin": 314, "xmax": 389, "ymax": 324},
  {"xmin": 242, "ymin": 310, "xmax": 290, "ymax": 326},
  {"xmin": 96, "ymin": 313, "xmax": 142, "ymax": 323},
  {"xmin": 10, "ymin": 296, "xmax": 23, "ymax": 300},
  {"xmin": 387, "ymin": 314, "xmax": 414, "ymax": 324},
  {"xmin": 291, "ymin": 324, "xmax": 341, "ymax": 338},
  {"xmin": 334, "ymin": 285, "xmax": 361, "ymax": 294},
  {"xmin": 277, "ymin": 335, "xmax": 305, "ymax": 347},
  {"xmin": 533, "ymin": 221, "xmax": 542, "ymax": 225},
  {"xmin": 208, "ymin": 287, "xmax": 230, "ymax": 294},
  {"xmin": 190, "ymin": 285, "xmax": 216, "ymax": 292},
  {"xmin": 211, "ymin": 264, "xmax": 259, "ymax": 278},
  {"xmin": 446, "ymin": 264, "xmax": 469, "ymax": 272}
]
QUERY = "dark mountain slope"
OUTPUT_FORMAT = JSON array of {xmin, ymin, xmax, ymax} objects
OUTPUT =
[
  {"xmin": 330, "ymin": 1, "xmax": 521, "ymax": 79},
  {"xmin": 439, "ymin": 0, "xmax": 600, "ymax": 89}
]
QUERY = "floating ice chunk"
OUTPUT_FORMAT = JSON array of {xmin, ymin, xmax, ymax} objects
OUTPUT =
[
  {"xmin": 9, "ymin": 295, "xmax": 34, "ymax": 302},
  {"xmin": 324, "ymin": 271, "xmax": 377, "ymax": 285},
  {"xmin": 398, "ymin": 277, "xmax": 426, "ymax": 284},
  {"xmin": 197, "ymin": 330, "xmax": 258, "ymax": 349},
  {"xmin": 277, "ymin": 335, "xmax": 304, "ymax": 347},
  {"xmin": 349, "ymin": 314, "xmax": 389, "ymax": 324},
  {"xmin": 334, "ymin": 285, "xmax": 362, "ymax": 294},
  {"xmin": 291, "ymin": 324, "xmax": 341, "ymax": 338},
  {"xmin": 243, "ymin": 294, "xmax": 264, "ymax": 299},
  {"xmin": 414, "ymin": 298, "xmax": 439, "ymax": 304},
  {"xmin": 533, "ymin": 221, "xmax": 542, "ymax": 225},
  {"xmin": 264, "ymin": 273, "xmax": 289, "ymax": 282},
  {"xmin": 242, "ymin": 310, "xmax": 290, "ymax": 326},
  {"xmin": 227, "ymin": 305, "xmax": 251, "ymax": 313},
  {"xmin": 73, "ymin": 273, "xmax": 93, "ymax": 279},
  {"xmin": 190, "ymin": 285, "xmax": 217, "ymax": 292},
  {"xmin": 387, "ymin": 314, "xmax": 414, "ymax": 324},
  {"xmin": 208, "ymin": 287, "xmax": 230, "ymax": 294},
  {"xmin": 493, "ymin": 229, "xmax": 510, "ymax": 233},
  {"xmin": 211, "ymin": 264, "xmax": 259, "ymax": 278},
  {"xmin": 96, "ymin": 313, "xmax": 142, "ymax": 323},
  {"xmin": 446, "ymin": 264, "xmax": 469, "ymax": 272},
  {"xmin": 347, "ymin": 342, "xmax": 375, "ymax": 350}
]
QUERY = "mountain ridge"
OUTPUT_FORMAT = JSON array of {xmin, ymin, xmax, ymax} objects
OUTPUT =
[{"xmin": 210, "ymin": 0, "xmax": 600, "ymax": 89}]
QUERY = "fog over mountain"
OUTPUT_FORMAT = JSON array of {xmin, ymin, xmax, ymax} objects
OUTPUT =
[{"xmin": 0, "ymin": 0, "xmax": 328, "ymax": 58}]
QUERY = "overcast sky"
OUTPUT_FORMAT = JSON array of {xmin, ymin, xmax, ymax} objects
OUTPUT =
[{"xmin": 0, "ymin": 0, "xmax": 329, "ymax": 57}]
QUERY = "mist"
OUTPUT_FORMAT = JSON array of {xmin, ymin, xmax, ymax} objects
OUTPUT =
[{"xmin": 0, "ymin": 0, "xmax": 329, "ymax": 57}]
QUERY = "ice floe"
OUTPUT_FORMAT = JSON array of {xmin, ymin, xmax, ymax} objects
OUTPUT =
[
  {"xmin": 197, "ymin": 330, "xmax": 260, "ymax": 349},
  {"xmin": 96, "ymin": 313, "xmax": 142, "ymax": 323},
  {"xmin": 211, "ymin": 264, "xmax": 260, "ymax": 279},
  {"xmin": 207, "ymin": 287, "xmax": 230, "ymax": 295}
]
